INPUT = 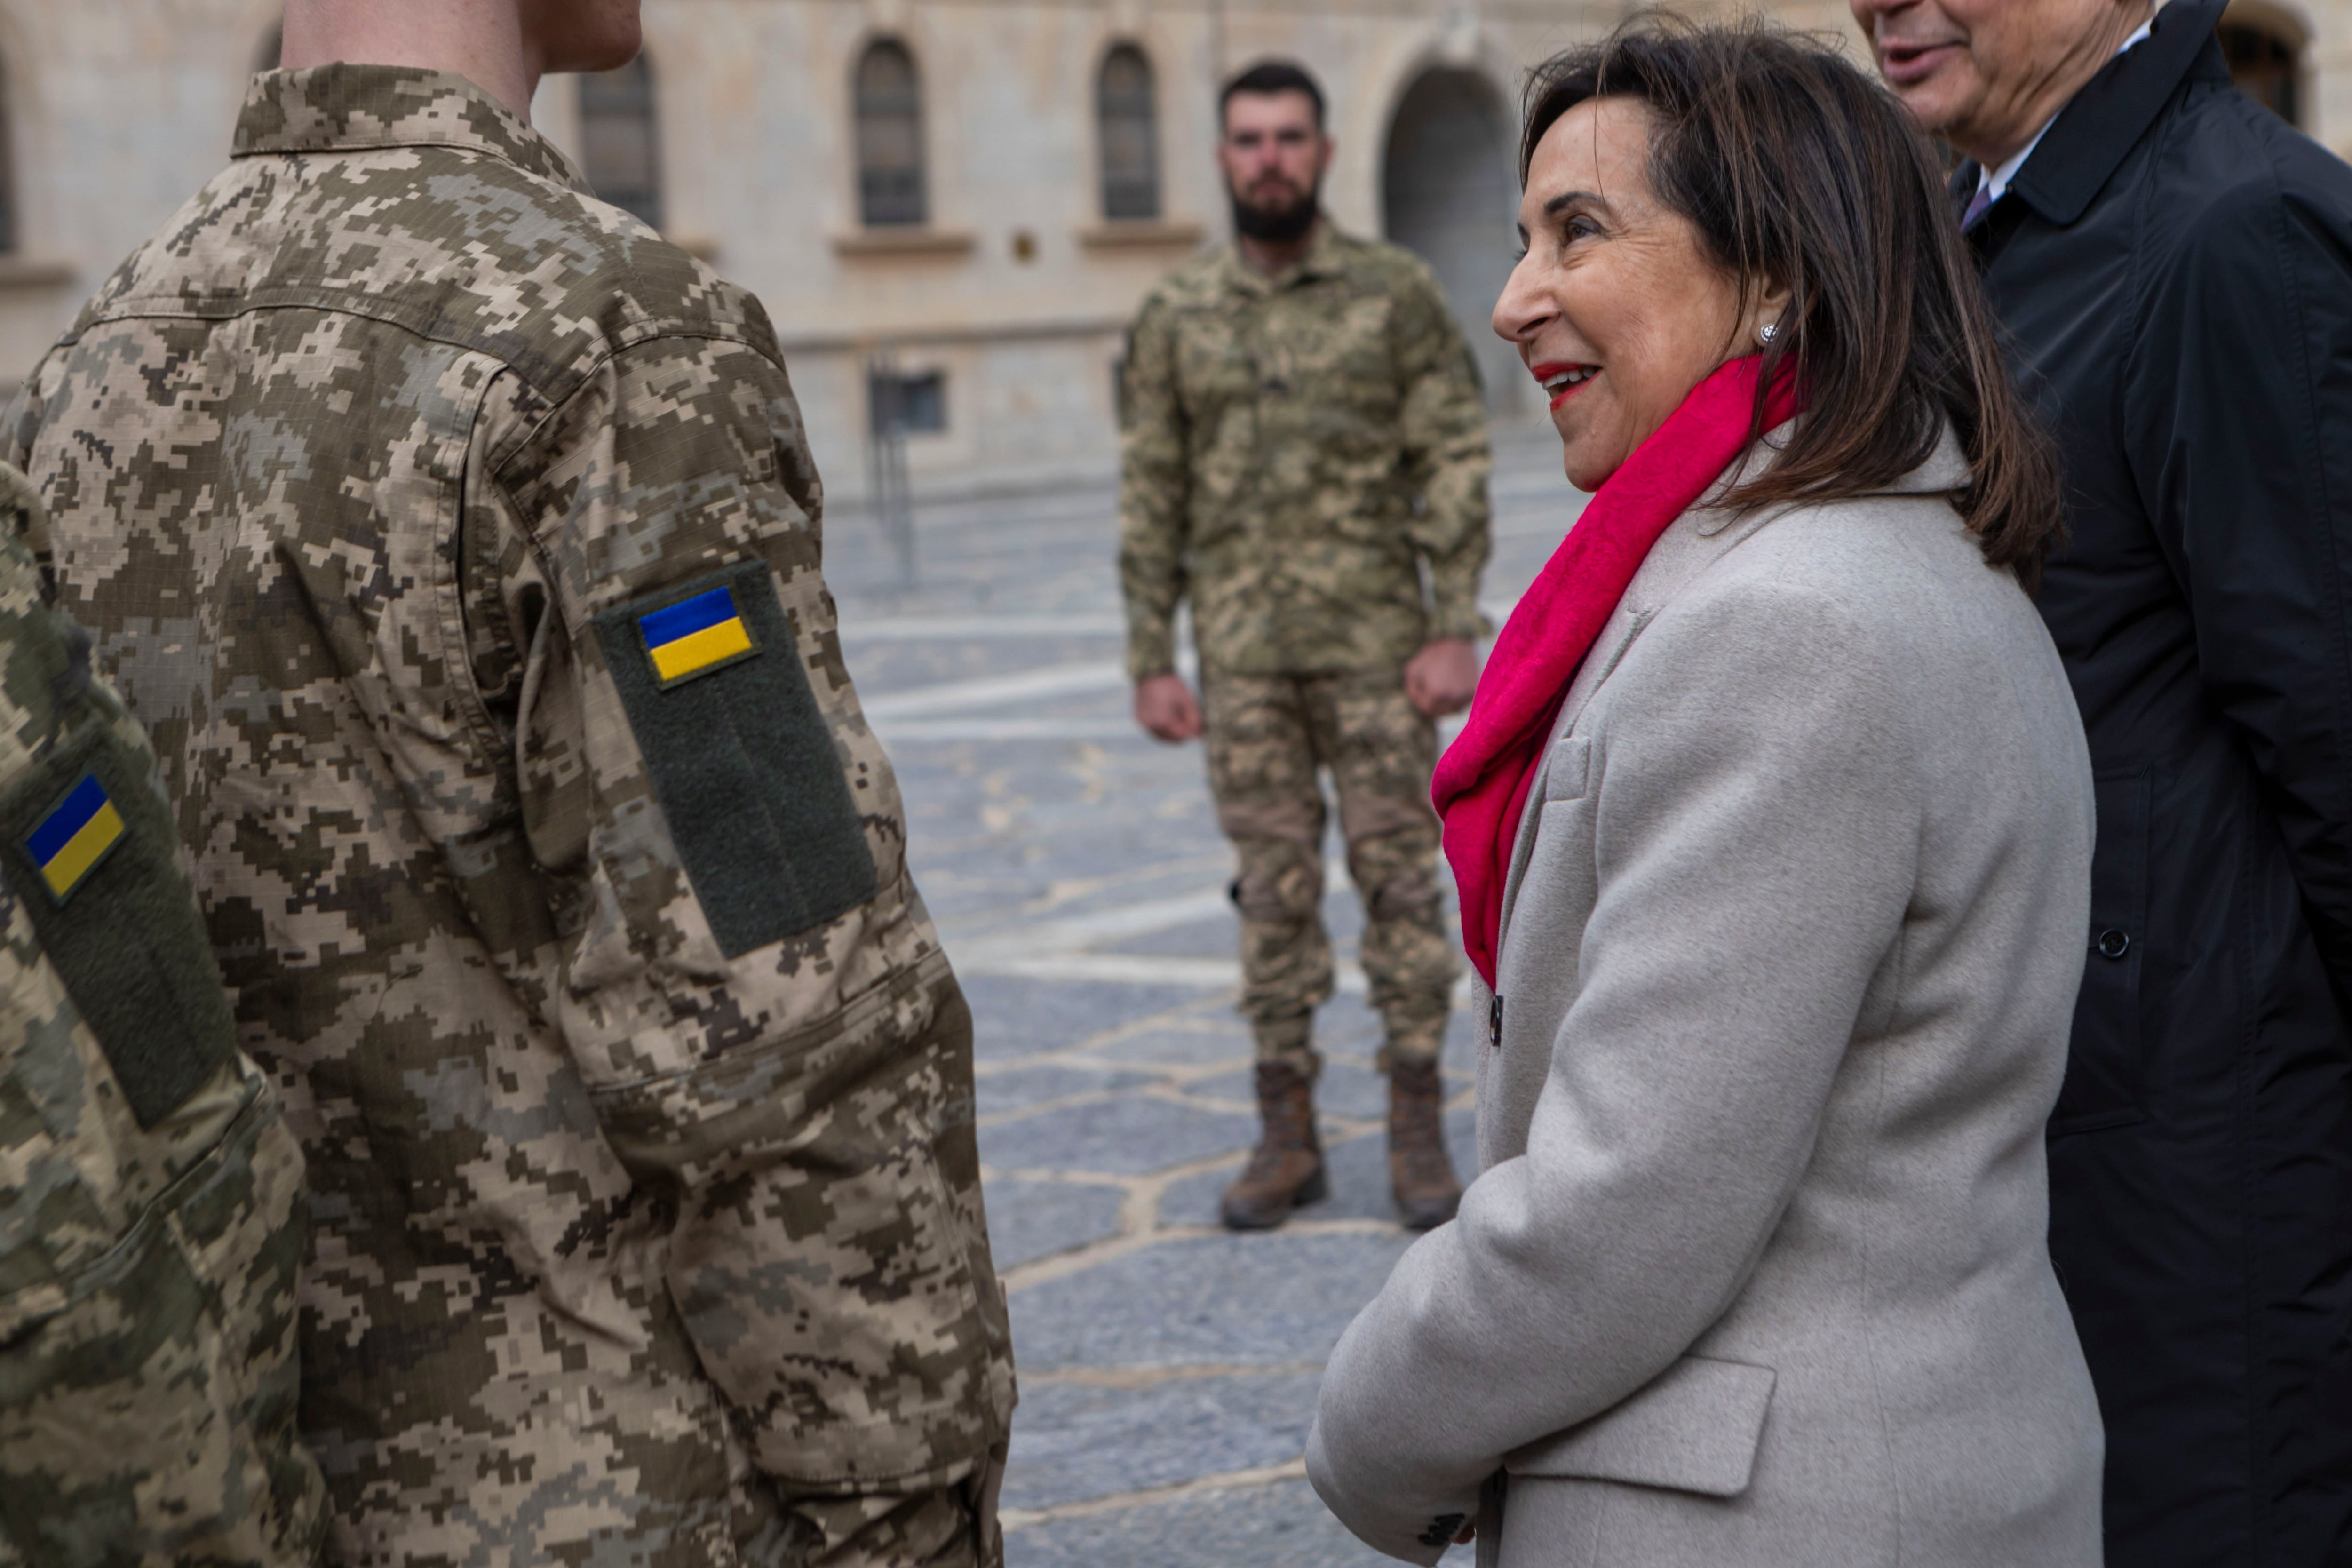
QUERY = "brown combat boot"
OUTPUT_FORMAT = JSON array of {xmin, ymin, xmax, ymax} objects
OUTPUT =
[
  {"xmin": 1389, "ymin": 1057, "xmax": 1462, "ymax": 1230},
  {"xmin": 1221, "ymin": 1061, "xmax": 1327, "ymax": 1230}
]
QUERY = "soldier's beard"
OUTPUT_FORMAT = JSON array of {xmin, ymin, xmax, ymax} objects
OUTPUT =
[{"xmin": 1229, "ymin": 178, "xmax": 1320, "ymax": 243}]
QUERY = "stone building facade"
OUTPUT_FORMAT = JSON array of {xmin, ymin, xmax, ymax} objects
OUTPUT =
[{"xmin": 0, "ymin": 0, "xmax": 2333, "ymax": 501}]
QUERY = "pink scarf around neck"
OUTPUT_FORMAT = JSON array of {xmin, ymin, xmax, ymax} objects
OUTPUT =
[{"xmin": 1434, "ymin": 354, "xmax": 1802, "ymax": 987}]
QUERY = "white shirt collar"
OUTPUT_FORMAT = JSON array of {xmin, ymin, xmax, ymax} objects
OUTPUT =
[{"xmin": 1976, "ymin": 13, "xmax": 2157, "ymax": 207}]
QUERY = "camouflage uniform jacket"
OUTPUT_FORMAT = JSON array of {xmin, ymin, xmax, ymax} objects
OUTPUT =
[
  {"xmin": 5, "ymin": 66, "xmax": 1014, "ymax": 1567},
  {"xmin": 1117, "ymin": 222, "xmax": 1493, "ymax": 681},
  {"xmin": 0, "ymin": 463, "xmax": 323, "ymax": 1568}
]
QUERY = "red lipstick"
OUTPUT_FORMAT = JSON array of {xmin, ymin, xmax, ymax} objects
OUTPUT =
[{"xmin": 1529, "ymin": 360, "xmax": 1598, "ymax": 411}]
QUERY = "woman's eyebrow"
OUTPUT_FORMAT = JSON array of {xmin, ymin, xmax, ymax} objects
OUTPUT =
[{"xmin": 1542, "ymin": 190, "xmax": 1609, "ymax": 220}]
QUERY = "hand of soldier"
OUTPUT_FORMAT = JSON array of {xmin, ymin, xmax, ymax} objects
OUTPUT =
[
  {"xmin": 1135, "ymin": 673, "xmax": 1203, "ymax": 743},
  {"xmin": 1405, "ymin": 637, "xmax": 1479, "ymax": 719}
]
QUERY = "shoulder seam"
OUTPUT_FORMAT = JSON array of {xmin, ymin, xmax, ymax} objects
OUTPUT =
[
  {"xmin": 481, "ymin": 328, "xmax": 788, "ymax": 499},
  {"xmin": 70, "ymin": 287, "xmax": 783, "ymax": 406}
]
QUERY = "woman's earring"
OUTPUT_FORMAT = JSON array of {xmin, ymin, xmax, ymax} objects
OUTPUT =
[{"xmin": 1758, "ymin": 321, "xmax": 1780, "ymax": 346}]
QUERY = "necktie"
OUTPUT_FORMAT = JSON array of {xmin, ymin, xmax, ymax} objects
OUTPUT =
[{"xmin": 1961, "ymin": 184, "xmax": 1993, "ymax": 231}]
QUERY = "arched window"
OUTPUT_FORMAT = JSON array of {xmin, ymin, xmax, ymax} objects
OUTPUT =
[
  {"xmin": 1097, "ymin": 44, "xmax": 1161, "ymax": 222},
  {"xmin": 855, "ymin": 40, "xmax": 927, "ymax": 228},
  {"xmin": 580, "ymin": 54, "xmax": 665, "ymax": 230},
  {"xmin": 2220, "ymin": 13, "xmax": 2303, "ymax": 126}
]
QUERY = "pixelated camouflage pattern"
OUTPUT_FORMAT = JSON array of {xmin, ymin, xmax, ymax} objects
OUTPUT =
[
  {"xmin": 0, "ymin": 463, "xmax": 324, "ymax": 1568},
  {"xmin": 5, "ymin": 66, "xmax": 1011, "ymax": 1568},
  {"xmin": 1117, "ymin": 223, "xmax": 1493, "ymax": 682},
  {"xmin": 1202, "ymin": 670, "xmax": 1455, "ymax": 1076}
]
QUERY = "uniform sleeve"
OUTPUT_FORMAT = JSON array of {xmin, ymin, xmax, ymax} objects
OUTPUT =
[
  {"xmin": 474, "ymin": 333, "xmax": 1012, "ymax": 1488},
  {"xmin": 1307, "ymin": 583, "xmax": 1916, "ymax": 1560},
  {"xmin": 1391, "ymin": 267, "xmax": 1493, "ymax": 645},
  {"xmin": 1116, "ymin": 295, "xmax": 1192, "ymax": 680},
  {"xmin": 2125, "ymin": 170, "xmax": 2352, "ymax": 991}
]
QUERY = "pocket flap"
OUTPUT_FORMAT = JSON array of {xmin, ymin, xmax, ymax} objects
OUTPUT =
[{"xmin": 1503, "ymin": 1355, "xmax": 1775, "ymax": 1498}]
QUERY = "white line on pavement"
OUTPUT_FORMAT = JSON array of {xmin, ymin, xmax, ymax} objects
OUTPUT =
[
  {"xmin": 967, "ymin": 952, "xmax": 1262, "ymax": 988},
  {"xmin": 961, "ymin": 951, "xmax": 1374, "ymax": 995},
  {"xmin": 849, "ymin": 598, "xmax": 1525, "ymax": 727},
  {"xmin": 860, "ymin": 661, "xmax": 1127, "ymax": 720},
  {"xmin": 873, "ymin": 717, "xmax": 1144, "ymax": 741},
  {"xmin": 997, "ymin": 1459, "xmax": 1310, "ymax": 1532},
  {"xmin": 946, "ymin": 888, "xmax": 1234, "ymax": 966},
  {"xmin": 861, "ymin": 650, "xmax": 1199, "ymax": 722},
  {"xmin": 842, "ymin": 612, "xmax": 1128, "ymax": 640}
]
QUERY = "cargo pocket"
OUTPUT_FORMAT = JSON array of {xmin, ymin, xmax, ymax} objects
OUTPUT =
[
  {"xmin": 0, "ymin": 720, "xmax": 233, "ymax": 1129},
  {"xmin": 0, "ymin": 1095, "xmax": 296, "ymax": 1568},
  {"xmin": 590, "ymin": 955, "xmax": 1008, "ymax": 1484},
  {"xmin": 2052, "ymin": 768, "xmax": 2149, "ymax": 1135}
]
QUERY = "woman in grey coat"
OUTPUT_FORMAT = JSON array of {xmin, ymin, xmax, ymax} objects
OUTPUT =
[{"xmin": 1306, "ymin": 21, "xmax": 2105, "ymax": 1568}]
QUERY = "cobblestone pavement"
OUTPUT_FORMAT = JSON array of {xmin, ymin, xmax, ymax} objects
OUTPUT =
[{"xmin": 826, "ymin": 422, "xmax": 1579, "ymax": 1566}]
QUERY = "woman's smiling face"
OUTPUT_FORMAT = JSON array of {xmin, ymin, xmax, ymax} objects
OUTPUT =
[{"xmin": 1494, "ymin": 97, "xmax": 1776, "ymax": 492}]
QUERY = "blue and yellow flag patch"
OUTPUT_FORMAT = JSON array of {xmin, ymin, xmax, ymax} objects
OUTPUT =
[
  {"xmin": 638, "ymin": 585, "xmax": 757, "ymax": 686},
  {"xmin": 26, "ymin": 774, "xmax": 125, "ymax": 901}
]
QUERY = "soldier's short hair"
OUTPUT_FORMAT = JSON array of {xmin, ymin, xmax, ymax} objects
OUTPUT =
[{"xmin": 1221, "ymin": 60, "xmax": 1325, "ymax": 132}]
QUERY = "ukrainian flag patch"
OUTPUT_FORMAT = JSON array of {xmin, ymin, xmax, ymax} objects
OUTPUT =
[
  {"xmin": 26, "ymin": 773, "xmax": 125, "ymax": 902},
  {"xmin": 638, "ymin": 584, "xmax": 758, "ymax": 686}
]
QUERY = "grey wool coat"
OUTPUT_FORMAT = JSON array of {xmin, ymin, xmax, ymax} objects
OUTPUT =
[{"xmin": 1306, "ymin": 433, "xmax": 2106, "ymax": 1567}]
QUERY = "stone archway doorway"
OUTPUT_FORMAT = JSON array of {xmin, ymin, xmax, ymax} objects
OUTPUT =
[{"xmin": 1382, "ymin": 67, "xmax": 1522, "ymax": 416}]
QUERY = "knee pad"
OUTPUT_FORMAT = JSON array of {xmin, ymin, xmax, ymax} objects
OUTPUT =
[{"xmin": 1229, "ymin": 852, "xmax": 1321, "ymax": 924}]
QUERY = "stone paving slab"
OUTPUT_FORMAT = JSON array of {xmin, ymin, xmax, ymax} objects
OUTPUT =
[
  {"xmin": 981, "ymin": 1093, "xmax": 1263, "ymax": 1177},
  {"xmin": 1010, "ymin": 1480, "xmax": 1456, "ymax": 1567},
  {"xmin": 1008, "ymin": 1232, "xmax": 1417, "ymax": 1372},
  {"xmin": 1086, "ymin": 1024, "xmax": 1256, "ymax": 1070},
  {"xmin": 984, "ymin": 1178, "xmax": 1129, "ymax": 1269},
  {"xmin": 977, "ymin": 1063, "xmax": 1160, "ymax": 1116},
  {"xmin": 961, "ymin": 976, "xmax": 1217, "ymax": 1060},
  {"xmin": 1003, "ymin": 1372, "xmax": 1326, "ymax": 1512}
]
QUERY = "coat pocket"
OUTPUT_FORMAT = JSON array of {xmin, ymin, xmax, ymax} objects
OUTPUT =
[
  {"xmin": 1503, "ymin": 1355, "xmax": 1777, "ymax": 1498},
  {"xmin": 2052, "ymin": 768, "xmax": 2149, "ymax": 1135}
]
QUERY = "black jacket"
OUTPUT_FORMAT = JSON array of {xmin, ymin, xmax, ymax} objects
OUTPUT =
[{"xmin": 1964, "ymin": 3, "xmax": 2352, "ymax": 1562}]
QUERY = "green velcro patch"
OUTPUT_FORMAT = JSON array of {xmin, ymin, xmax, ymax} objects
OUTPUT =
[
  {"xmin": 594, "ymin": 563, "xmax": 878, "ymax": 958},
  {"xmin": 0, "ymin": 722, "xmax": 235, "ymax": 1129}
]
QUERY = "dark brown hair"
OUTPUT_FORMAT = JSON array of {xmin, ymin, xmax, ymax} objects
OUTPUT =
[
  {"xmin": 1519, "ymin": 15, "xmax": 2062, "ymax": 583},
  {"xmin": 1223, "ymin": 60, "xmax": 1327, "ymax": 131}
]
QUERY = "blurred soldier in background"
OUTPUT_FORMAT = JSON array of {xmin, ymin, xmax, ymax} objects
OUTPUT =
[
  {"xmin": 3, "ymin": 3, "xmax": 1014, "ymax": 1566},
  {"xmin": 0, "ymin": 462, "xmax": 323, "ymax": 1568},
  {"xmin": 1120, "ymin": 61, "xmax": 1493, "ymax": 1233}
]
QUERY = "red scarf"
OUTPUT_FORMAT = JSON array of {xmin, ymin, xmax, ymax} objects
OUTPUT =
[{"xmin": 1434, "ymin": 355, "xmax": 1802, "ymax": 987}]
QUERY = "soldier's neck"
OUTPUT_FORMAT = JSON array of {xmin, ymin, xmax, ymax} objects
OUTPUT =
[
  {"xmin": 281, "ymin": 0, "xmax": 545, "ymax": 122},
  {"xmin": 1236, "ymin": 217, "xmax": 1322, "ymax": 279}
]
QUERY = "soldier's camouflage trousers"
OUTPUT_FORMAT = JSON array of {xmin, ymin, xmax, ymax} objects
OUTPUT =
[{"xmin": 1202, "ymin": 669, "xmax": 1458, "ymax": 1077}]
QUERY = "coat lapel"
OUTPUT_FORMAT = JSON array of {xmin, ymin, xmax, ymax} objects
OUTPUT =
[
  {"xmin": 1487, "ymin": 423, "xmax": 1970, "ymax": 955},
  {"xmin": 1493, "ymin": 500, "xmax": 1778, "ymax": 945}
]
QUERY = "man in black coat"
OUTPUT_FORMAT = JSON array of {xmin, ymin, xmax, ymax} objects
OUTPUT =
[{"xmin": 1854, "ymin": 0, "xmax": 2352, "ymax": 1562}]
